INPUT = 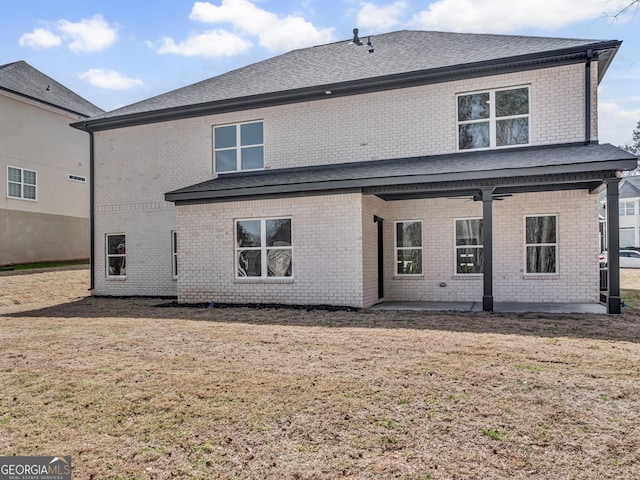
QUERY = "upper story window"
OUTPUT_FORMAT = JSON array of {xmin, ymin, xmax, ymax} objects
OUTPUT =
[
  {"xmin": 457, "ymin": 86, "xmax": 530, "ymax": 151},
  {"xmin": 620, "ymin": 201, "xmax": 636, "ymax": 216},
  {"xmin": 7, "ymin": 166, "xmax": 37, "ymax": 200},
  {"xmin": 214, "ymin": 121, "xmax": 264, "ymax": 174}
]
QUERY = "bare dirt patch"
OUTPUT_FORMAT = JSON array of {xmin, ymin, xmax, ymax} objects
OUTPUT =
[{"xmin": 1, "ymin": 269, "xmax": 640, "ymax": 479}]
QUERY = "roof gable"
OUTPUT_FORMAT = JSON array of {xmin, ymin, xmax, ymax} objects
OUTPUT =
[
  {"xmin": 75, "ymin": 30, "xmax": 620, "ymax": 130},
  {"xmin": 620, "ymin": 176, "xmax": 640, "ymax": 198},
  {"xmin": 0, "ymin": 61, "xmax": 104, "ymax": 117}
]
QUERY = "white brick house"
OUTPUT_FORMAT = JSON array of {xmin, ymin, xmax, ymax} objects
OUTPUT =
[{"xmin": 73, "ymin": 30, "xmax": 637, "ymax": 313}]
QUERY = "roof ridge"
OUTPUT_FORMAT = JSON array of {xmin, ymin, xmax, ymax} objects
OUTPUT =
[
  {"xmin": 0, "ymin": 60, "xmax": 24, "ymax": 71},
  {"xmin": 75, "ymin": 29, "xmax": 620, "ymax": 128},
  {"xmin": 0, "ymin": 60, "xmax": 104, "ymax": 117}
]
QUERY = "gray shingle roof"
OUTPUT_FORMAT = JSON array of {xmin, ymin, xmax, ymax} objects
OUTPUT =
[
  {"xmin": 166, "ymin": 143, "xmax": 637, "ymax": 202},
  {"xmin": 620, "ymin": 176, "xmax": 640, "ymax": 198},
  {"xmin": 87, "ymin": 30, "xmax": 619, "ymax": 124},
  {"xmin": 0, "ymin": 61, "xmax": 104, "ymax": 117}
]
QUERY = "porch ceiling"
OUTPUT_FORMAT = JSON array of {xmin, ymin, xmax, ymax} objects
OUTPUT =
[{"xmin": 365, "ymin": 170, "xmax": 611, "ymax": 201}]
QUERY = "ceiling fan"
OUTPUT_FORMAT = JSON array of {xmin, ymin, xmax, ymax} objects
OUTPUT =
[{"xmin": 446, "ymin": 192, "xmax": 513, "ymax": 202}]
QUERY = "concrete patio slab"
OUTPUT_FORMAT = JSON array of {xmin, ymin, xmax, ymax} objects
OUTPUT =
[
  {"xmin": 493, "ymin": 302, "xmax": 607, "ymax": 314},
  {"xmin": 369, "ymin": 301, "xmax": 607, "ymax": 314},
  {"xmin": 369, "ymin": 301, "xmax": 478, "ymax": 312}
]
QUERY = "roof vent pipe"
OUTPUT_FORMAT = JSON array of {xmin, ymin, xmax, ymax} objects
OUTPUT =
[
  {"xmin": 352, "ymin": 28, "xmax": 363, "ymax": 46},
  {"xmin": 351, "ymin": 28, "xmax": 374, "ymax": 52}
]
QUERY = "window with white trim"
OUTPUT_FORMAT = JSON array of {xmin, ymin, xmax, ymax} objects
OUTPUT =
[
  {"xmin": 619, "ymin": 201, "xmax": 636, "ymax": 216},
  {"xmin": 395, "ymin": 221, "xmax": 422, "ymax": 275},
  {"xmin": 236, "ymin": 218, "xmax": 292, "ymax": 278},
  {"xmin": 525, "ymin": 215, "xmax": 557, "ymax": 274},
  {"xmin": 214, "ymin": 121, "xmax": 264, "ymax": 173},
  {"xmin": 171, "ymin": 231, "xmax": 178, "ymax": 278},
  {"xmin": 7, "ymin": 166, "xmax": 37, "ymax": 200},
  {"xmin": 106, "ymin": 234, "xmax": 126, "ymax": 277},
  {"xmin": 455, "ymin": 218, "xmax": 483, "ymax": 274},
  {"xmin": 457, "ymin": 86, "xmax": 529, "ymax": 150}
]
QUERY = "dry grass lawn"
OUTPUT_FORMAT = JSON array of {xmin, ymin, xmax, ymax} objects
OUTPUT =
[{"xmin": 1, "ymin": 267, "xmax": 640, "ymax": 479}]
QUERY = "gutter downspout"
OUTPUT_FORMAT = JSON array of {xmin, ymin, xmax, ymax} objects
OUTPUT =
[
  {"xmin": 585, "ymin": 49, "xmax": 593, "ymax": 144},
  {"xmin": 88, "ymin": 127, "xmax": 95, "ymax": 291}
]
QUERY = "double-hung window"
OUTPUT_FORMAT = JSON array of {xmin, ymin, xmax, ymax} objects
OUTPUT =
[
  {"xmin": 455, "ymin": 218, "xmax": 483, "ymax": 274},
  {"xmin": 395, "ymin": 221, "xmax": 422, "ymax": 275},
  {"xmin": 236, "ymin": 218, "xmax": 292, "ymax": 278},
  {"xmin": 620, "ymin": 201, "xmax": 636, "ymax": 216},
  {"xmin": 457, "ymin": 86, "xmax": 530, "ymax": 150},
  {"xmin": 214, "ymin": 121, "xmax": 264, "ymax": 173},
  {"xmin": 525, "ymin": 215, "xmax": 557, "ymax": 274},
  {"xmin": 106, "ymin": 234, "xmax": 126, "ymax": 277},
  {"xmin": 7, "ymin": 166, "xmax": 37, "ymax": 200}
]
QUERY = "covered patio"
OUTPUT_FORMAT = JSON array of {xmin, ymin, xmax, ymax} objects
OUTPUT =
[
  {"xmin": 361, "ymin": 144, "xmax": 635, "ymax": 314},
  {"xmin": 166, "ymin": 142, "xmax": 638, "ymax": 314}
]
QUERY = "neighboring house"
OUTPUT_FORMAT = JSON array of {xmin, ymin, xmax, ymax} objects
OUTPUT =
[
  {"xmin": 616, "ymin": 176, "xmax": 640, "ymax": 248},
  {"xmin": 1, "ymin": 61, "xmax": 103, "ymax": 266},
  {"xmin": 72, "ymin": 30, "xmax": 637, "ymax": 313}
]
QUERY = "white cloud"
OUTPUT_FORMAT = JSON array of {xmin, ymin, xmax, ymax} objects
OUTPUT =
[
  {"xmin": 598, "ymin": 99, "xmax": 640, "ymax": 147},
  {"xmin": 190, "ymin": 0, "xmax": 273, "ymax": 32},
  {"xmin": 411, "ymin": 0, "xmax": 610, "ymax": 33},
  {"xmin": 256, "ymin": 15, "xmax": 335, "ymax": 51},
  {"xmin": 356, "ymin": 1, "xmax": 408, "ymax": 30},
  {"xmin": 58, "ymin": 14, "xmax": 118, "ymax": 53},
  {"xmin": 156, "ymin": 29, "xmax": 252, "ymax": 57},
  {"xmin": 188, "ymin": 0, "xmax": 335, "ymax": 52},
  {"xmin": 18, "ymin": 28, "xmax": 62, "ymax": 49},
  {"xmin": 78, "ymin": 69, "xmax": 143, "ymax": 90}
]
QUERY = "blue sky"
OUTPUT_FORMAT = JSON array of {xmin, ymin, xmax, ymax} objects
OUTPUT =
[{"xmin": 2, "ymin": 0, "xmax": 639, "ymax": 146}]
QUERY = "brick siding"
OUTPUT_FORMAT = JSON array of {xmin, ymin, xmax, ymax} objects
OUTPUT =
[
  {"xmin": 176, "ymin": 194, "xmax": 364, "ymax": 306},
  {"xmin": 91, "ymin": 62, "xmax": 599, "ymax": 303}
]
